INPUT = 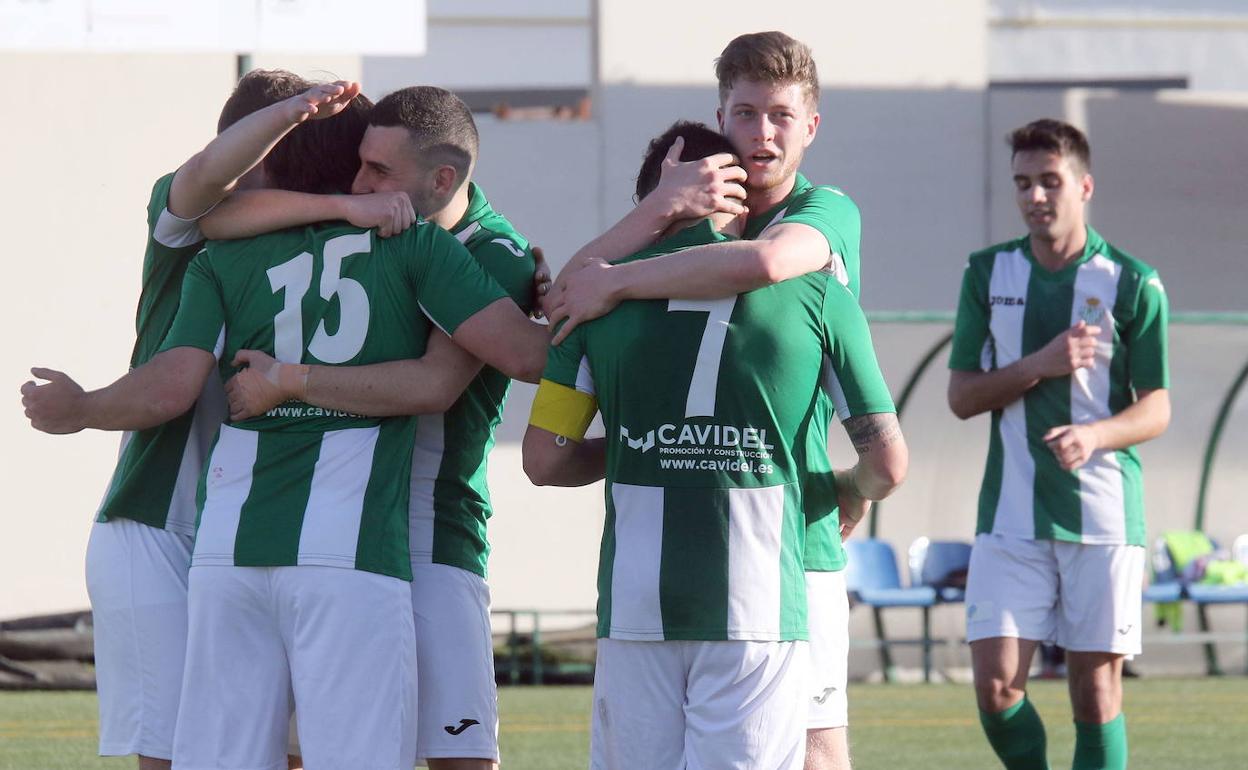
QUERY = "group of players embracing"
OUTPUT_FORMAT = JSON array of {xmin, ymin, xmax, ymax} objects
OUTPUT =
[{"xmin": 22, "ymin": 27, "xmax": 1168, "ymax": 770}]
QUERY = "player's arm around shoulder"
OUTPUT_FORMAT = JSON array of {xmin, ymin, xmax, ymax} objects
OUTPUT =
[
  {"xmin": 413, "ymin": 225, "xmax": 549, "ymax": 383},
  {"xmin": 200, "ymin": 189, "xmax": 415, "ymax": 241}
]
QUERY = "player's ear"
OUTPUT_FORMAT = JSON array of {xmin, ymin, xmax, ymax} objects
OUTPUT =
[
  {"xmin": 434, "ymin": 165, "xmax": 458, "ymax": 197},
  {"xmin": 1081, "ymin": 173, "xmax": 1094, "ymax": 203}
]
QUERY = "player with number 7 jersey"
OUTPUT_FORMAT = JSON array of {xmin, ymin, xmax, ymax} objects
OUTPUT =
[{"xmin": 532, "ymin": 218, "xmax": 896, "ymax": 643}]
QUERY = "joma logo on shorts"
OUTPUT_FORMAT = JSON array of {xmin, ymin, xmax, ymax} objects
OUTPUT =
[
  {"xmin": 444, "ymin": 718, "xmax": 480, "ymax": 735},
  {"xmin": 989, "ymin": 296, "xmax": 1025, "ymax": 307}
]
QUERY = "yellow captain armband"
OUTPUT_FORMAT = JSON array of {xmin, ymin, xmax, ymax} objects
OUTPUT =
[{"xmin": 529, "ymin": 379, "xmax": 597, "ymax": 442}]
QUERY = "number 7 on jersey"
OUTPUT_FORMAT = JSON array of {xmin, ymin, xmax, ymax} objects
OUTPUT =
[{"xmin": 668, "ymin": 297, "xmax": 737, "ymax": 418}]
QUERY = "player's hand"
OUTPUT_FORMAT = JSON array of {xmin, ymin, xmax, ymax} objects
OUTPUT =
[
  {"xmin": 1029, "ymin": 320, "xmax": 1101, "ymax": 379},
  {"xmin": 341, "ymin": 191, "xmax": 416, "ymax": 238},
  {"xmin": 283, "ymin": 81, "xmax": 362, "ymax": 124},
  {"xmin": 833, "ymin": 468, "xmax": 872, "ymax": 540},
  {"xmin": 648, "ymin": 137, "xmax": 748, "ymax": 220},
  {"xmin": 21, "ymin": 367, "xmax": 87, "ymax": 434},
  {"xmin": 531, "ymin": 246, "xmax": 553, "ymax": 319},
  {"xmin": 546, "ymin": 257, "xmax": 620, "ymax": 345},
  {"xmin": 226, "ymin": 350, "xmax": 306, "ymax": 421},
  {"xmin": 1043, "ymin": 423, "xmax": 1100, "ymax": 470}
]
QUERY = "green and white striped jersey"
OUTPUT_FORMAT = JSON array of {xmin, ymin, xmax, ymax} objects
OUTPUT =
[
  {"xmin": 160, "ymin": 220, "xmax": 508, "ymax": 579},
  {"xmin": 745, "ymin": 172, "xmax": 865, "ymax": 571},
  {"xmin": 410, "ymin": 183, "xmax": 536, "ymax": 577},
  {"xmin": 532, "ymin": 220, "xmax": 894, "ymax": 641},
  {"xmin": 949, "ymin": 227, "xmax": 1169, "ymax": 546},
  {"xmin": 96, "ymin": 173, "xmax": 227, "ymax": 535},
  {"xmin": 743, "ymin": 172, "xmax": 861, "ymax": 299}
]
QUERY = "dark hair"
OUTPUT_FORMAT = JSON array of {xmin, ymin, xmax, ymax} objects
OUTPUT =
[
  {"xmin": 635, "ymin": 121, "xmax": 739, "ymax": 201},
  {"xmin": 217, "ymin": 69, "xmax": 310, "ymax": 134},
  {"xmin": 1008, "ymin": 119, "xmax": 1092, "ymax": 172},
  {"xmin": 715, "ymin": 31, "xmax": 819, "ymax": 107},
  {"xmin": 369, "ymin": 86, "xmax": 479, "ymax": 188},
  {"xmin": 263, "ymin": 92, "xmax": 374, "ymax": 195}
]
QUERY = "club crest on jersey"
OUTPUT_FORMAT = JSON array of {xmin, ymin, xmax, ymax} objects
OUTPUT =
[{"xmin": 1080, "ymin": 296, "xmax": 1107, "ymax": 324}]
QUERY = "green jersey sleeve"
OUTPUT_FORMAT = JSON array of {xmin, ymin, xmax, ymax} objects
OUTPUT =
[
  {"xmin": 949, "ymin": 257, "xmax": 992, "ymax": 372},
  {"xmin": 410, "ymin": 225, "xmax": 510, "ymax": 335},
  {"xmin": 472, "ymin": 237, "xmax": 537, "ymax": 315},
  {"xmin": 530, "ymin": 325, "xmax": 597, "ymax": 440},
  {"xmin": 158, "ymin": 250, "xmax": 225, "ymax": 356},
  {"xmin": 770, "ymin": 187, "xmax": 862, "ymax": 299},
  {"xmin": 1126, "ymin": 271, "xmax": 1169, "ymax": 390},
  {"xmin": 821, "ymin": 282, "xmax": 896, "ymax": 417}
]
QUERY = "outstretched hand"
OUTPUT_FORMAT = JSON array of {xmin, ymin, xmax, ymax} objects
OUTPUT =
[{"xmin": 21, "ymin": 367, "xmax": 86, "ymax": 434}]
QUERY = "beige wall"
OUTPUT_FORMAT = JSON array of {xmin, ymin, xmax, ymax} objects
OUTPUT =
[
  {"xmin": 0, "ymin": 54, "xmax": 361, "ymax": 619},
  {"xmin": 598, "ymin": 0, "xmax": 988, "ymax": 88}
]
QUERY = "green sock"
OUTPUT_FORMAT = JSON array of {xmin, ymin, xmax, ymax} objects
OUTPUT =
[
  {"xmin": 979, "ymin": 697, "xmax": 1051, "ymax": 770},
  {"xmin": 1072, "ymin": 714, "xmax": 1127, "ymax": 770}
]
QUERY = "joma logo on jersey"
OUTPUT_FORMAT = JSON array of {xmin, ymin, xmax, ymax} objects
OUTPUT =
[
  {"xmin": 1080, "ymin": 296, "xmax": 1107, "ymax": 324},
  {"xmin": 989, "ymin": 295, "xmax": 1025, "ymax": 307},
  {"xmin": 619, "ymin": 426, "xmax": 655, "ymax": 453}
]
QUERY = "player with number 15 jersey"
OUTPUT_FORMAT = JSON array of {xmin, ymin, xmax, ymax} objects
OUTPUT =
[{"xmin": 161, "ymin": 217, "xmax": 509, "ymax": 769}]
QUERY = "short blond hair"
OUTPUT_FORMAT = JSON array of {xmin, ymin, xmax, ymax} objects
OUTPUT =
[{"xmin": 715, "ymin": 31, "xmax": 819, "ymax": 107}]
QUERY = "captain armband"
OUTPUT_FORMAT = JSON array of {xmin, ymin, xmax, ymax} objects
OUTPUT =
[{"xmin": 529, "ymin": 379, "xmax": 597, "ymax": 443}]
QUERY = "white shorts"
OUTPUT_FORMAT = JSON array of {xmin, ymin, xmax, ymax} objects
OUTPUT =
[
  {"xmin": 806, "ymin": 570, "xmax": 849, "ymax": 729},
  {"xmin": 965, "ymin": 533, "xmax": 1145, "ymax": 655},
  {"xmin": 173, "ymin": 565, "xmax": 417, "ymax": 770},
  {"xmin": 85, "ymin": 517, "xmax": 192, "ymax": 760},
  {"xmin": 411, "ymin": 563, "xmax": 499, "ymax": 763},
  {"xmin": 590, "ymin": 638, "xmax": 807, "ymax": 770}
]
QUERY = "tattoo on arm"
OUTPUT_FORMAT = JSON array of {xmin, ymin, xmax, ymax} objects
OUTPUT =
[{"xmin": 843, "ymin": 413, "xmax": 902, "ymax": 454}]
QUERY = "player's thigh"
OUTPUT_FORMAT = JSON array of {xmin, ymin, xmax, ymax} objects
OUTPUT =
[
  {"xmin": 1054, "ymin": 542, "xmax": 1144, "ymax": 655},
  {"xmin": 806, "ymin": 570, "xmax": 849, "ymax": 730},
  {"xmin": 174, "ymin": 566, "xmax": 291, "ymax": 770},
  {"xmin": 965, "ymin": 533, "xmax": 1060, "ymax": 645},
  {"xmin": 85, "ymin": 518, "xmax": 192, "ymax": 759},
  {"xmin": 590, "ymin": 639, "xmax": 687, "ymax": 770},
  {"xmin": 280, "ymin": 566, "xmax": 417, "ymax": 770},
  {"xmin": 411, "ymin": 563, "xmax": 499, "ymax": 762},
  {"xmin": 684, "ymin": 640, "xmax": 808, "ymax": 770}
]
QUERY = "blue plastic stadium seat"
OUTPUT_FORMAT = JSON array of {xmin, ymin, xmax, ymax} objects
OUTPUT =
[
  {"xmin": 844, "ymin": 538, "xmax": 938, "ymax": 682},
  {"xmin": 911, "ymin": 539, "xmax": 972, "ymax": 604},
  {"xmin": 1186, "ymin": 584, "xmax": 1248, "ymax": 604}
]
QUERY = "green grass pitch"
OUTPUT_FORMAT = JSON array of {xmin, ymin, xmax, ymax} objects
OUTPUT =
[{"xmin": 1, "ymin": 678, "xmax": 1243, "ymax": 769}]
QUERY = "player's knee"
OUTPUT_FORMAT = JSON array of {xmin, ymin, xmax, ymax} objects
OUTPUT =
[{"xmin": 973, "ymin": 675, "xmax": 1023, "ymax": 713}]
